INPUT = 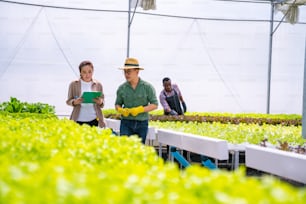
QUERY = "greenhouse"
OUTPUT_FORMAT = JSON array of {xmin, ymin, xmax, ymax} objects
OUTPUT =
[
  {"xmin": 0, "ymin": 0, "xmax": 306, "ymax": 114},
  {"xmin": 0, "ymin": 0, "xmax": 306, "ymax": 203}
]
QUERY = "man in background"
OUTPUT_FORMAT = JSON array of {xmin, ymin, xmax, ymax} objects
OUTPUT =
[
  {"xmin": 159, "ymin": 77, "xmax": 187, "ymax": 115},
  {"xmin": 159, "ymin": 77, "xmax": 188, "ymax": 162}
]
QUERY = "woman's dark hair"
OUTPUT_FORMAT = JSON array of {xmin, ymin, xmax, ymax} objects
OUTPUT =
[{"xmin": 79, "ymin": 60, "xmax": 93, "ymax": 72}]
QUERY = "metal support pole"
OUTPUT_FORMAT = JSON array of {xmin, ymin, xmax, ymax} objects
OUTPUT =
[
  {"xmin": 127, "ymin": 0, "xmax": 132, "ymax": 57},
  {"xmin": 267, "ymin": 1, "xmax": 275, "ymax": 114},
  {"xmin": 302, "ymin": 37, "xmax": 306, "ymax": 139}
]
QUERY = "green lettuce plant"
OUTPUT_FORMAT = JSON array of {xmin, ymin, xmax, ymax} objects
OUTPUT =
[
  {"xmin": 0, "ymin": 115, "xmax": 305, "ymax": 203},
  {"xmin": 149, "ymin": 121, "xmax": 305, "ymax": 146},
  {"xmin": 0, "ymin": 97, "xmax": 55, "ymax": 114}
]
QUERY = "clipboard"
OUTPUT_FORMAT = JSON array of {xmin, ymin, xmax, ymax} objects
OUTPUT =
[{"xmin": 81, "ymin": 91, "xmax": 102, "ymax": 103}]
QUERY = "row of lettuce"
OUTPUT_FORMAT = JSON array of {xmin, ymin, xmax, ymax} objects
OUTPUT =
[
  {"xmin": 0, "ymin": 97, "xmax": 301, "ymax": 124},
  {"xmin": 0, "ymin": 97, "xmax": 302, "ymax": 125},
  {"xmin": 1, "ymin": 113, "xmax": 306, "ymax": 203},
  {"xmin": 103, "ymin": 109, "xmax": 305, "ymax": 150},
  {"xmin": 0, "ymin": 97, "xmax": 55, "ymax": 114},
  {"xmin": 0, "ymin": 97, "xmax": 304, "ymax": 147},
  {"xmin": 149, "ymin": 121, "xmax": 305, "ymax": 149},
  {"xmin": 104, "ymin": 109, "xmax": 302, "ymax": 126}
]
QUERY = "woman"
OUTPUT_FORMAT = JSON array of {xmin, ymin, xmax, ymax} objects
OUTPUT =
[{"xmin": 66, "ymin": 60, "xmax": 105, "ymax": 127}]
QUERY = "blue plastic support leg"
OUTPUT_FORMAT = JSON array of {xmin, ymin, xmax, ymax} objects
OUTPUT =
[
  {"xmin": 201, "ymin": 155, "xmax": 217, "ymax": 170},
  {"xmin": 170, "ymin": 147, "xmax": 190, "ymax": 168},
  {"xmin": 110, "ymin": 128, "xmax": 119, "ymax": 135}
]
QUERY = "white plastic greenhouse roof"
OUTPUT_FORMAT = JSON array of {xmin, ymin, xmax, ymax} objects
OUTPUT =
[{"xmin": 0, "ymin": 0, "xmax": 305, "ymax": 116}]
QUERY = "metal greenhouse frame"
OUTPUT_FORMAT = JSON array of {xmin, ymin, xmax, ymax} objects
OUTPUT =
[{"xmin": 127, "ymin": 0, "xmax": 306, "ymax": 138}]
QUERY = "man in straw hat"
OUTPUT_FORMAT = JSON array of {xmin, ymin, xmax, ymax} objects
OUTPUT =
[{"xmin": 115, "ymin": 57, "xmax": 158, "ymax": 144}]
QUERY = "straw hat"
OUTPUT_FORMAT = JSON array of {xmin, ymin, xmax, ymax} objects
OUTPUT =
[{"xmin": 119, "ymin": 57, "xmax": 144, "ymax": 70}]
